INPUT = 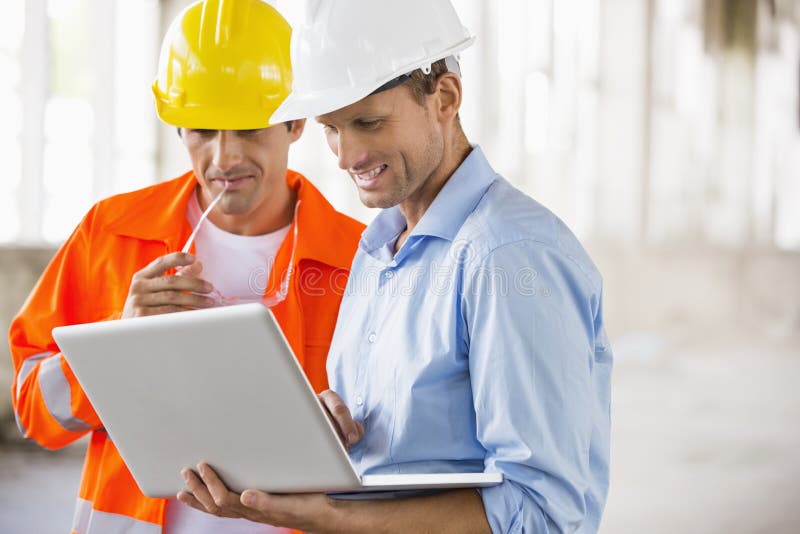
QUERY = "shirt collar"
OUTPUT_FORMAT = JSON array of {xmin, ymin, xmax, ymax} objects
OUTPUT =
[{"xmin": 360, "ymin": 145, "xmax": 497, "ymax": 254}]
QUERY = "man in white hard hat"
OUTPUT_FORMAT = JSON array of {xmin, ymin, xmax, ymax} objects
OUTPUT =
[{"xmin": 180, "ymin": 1, "xmax": 612, "ymax": 532}]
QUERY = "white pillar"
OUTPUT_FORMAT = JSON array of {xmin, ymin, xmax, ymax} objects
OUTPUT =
[{"xmin": 19, "ymin": 0, "xmax": 48, "ymax": 243}]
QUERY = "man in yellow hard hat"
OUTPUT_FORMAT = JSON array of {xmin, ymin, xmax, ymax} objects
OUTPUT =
[
  {"xmin": 8, "ymin": 1, "xmax": 363, "ymax": 532},
  {"xmin": 181, "ymin": 0, "xmax": 612, "ymax": 532}
]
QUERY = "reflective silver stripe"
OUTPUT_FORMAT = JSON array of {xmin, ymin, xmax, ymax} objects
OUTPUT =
[
  {"xmin": 69, "ymin": 498, "xmax": 161, "ymax": 534},
  {"xmin": 38, "ymin": 354, "xmax": 93, "ymax": 433},
  {"xmin": 15, "ymin": 351, "xmax": 52, "ymax": 399},
  {"xmin": 14, "ymin": 352, "xmax": 53, "ymax": 436},
  {"xmin": 72, "ymin": 498, "xmax": 92, "ymax": 533},
  {"xmin": 13, "ymin": 410, "xmax": 27, "ymax": 436}
]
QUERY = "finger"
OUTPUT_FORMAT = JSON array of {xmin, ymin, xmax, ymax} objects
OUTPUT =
[
  {"xmin": 197, "ymin": 463, "xmax": 241, "ymax": 512},
  {"xmin": 181, "ymin": 468, "xmax": 220, "ymax": 514},
  {"xmin": 136, "ymin": 305, "xmax": 186, "ymax": 316},
  {"xmin": 133, "ymin": 290, "xmax": 217, "ymax": 309},
  {"xmin": 176, "ymin": 260, "xmax": 203, "ymax": 277},
  {"xmin": 317, "ymin": 391, "xmax": 347, "ymax": 445},
  {"xmin": 356, "ymin": 421, "xmax": 365, "ymax": 441},
  {"xmin": 177, "ymin": 490, "xmax": 209, "ymax": 513},
  {"xmin": 136, "ymin": 252, "xmax": 198, "ymax": 280},
  {"xmin": 136, "ymin": 273, "xmax": 214, "ymax": 295},
  {"xmin": 319, "ymin": 390, "xmax": 361, "ymax": 446}
]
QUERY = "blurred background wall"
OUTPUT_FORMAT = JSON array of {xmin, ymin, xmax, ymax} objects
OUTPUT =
[{"xmin": 1, "ymin": 0, "xmax": 798, "ymax": 532}]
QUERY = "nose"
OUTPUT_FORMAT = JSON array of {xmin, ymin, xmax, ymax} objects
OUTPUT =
[
  {"xmin": 335, "ymin": 131, "xmax": 370, "ymax": 172},
  {"xmin": 212, "ymin": 131, "xmax": 243, "ymax": 172}
]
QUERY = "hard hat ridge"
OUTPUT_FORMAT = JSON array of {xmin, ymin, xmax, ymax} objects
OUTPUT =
[{"xmin": 198, "ymin": 0, "xmax": 251, "ymax": 49}]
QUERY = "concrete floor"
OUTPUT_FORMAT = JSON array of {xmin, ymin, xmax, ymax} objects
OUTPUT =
[
  {"xmin": 0, "ymin": 439, "xmax": 84, "ymax": 533},
  {"xmin": 1, "ymin": 330, "xmax": 798, "ymax": 533},
  {"xmin": 601, "ymin": 330, "xmax": 800, "ymax": 533}
]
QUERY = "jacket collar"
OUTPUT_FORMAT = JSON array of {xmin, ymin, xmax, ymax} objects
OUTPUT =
[
  {"xmin": 285, "ymin": 169, "xmax": 360, "ymax": 270},
  {"xmin": 103, "ymin": 171, "xmax": 196, "ymax": 252}
]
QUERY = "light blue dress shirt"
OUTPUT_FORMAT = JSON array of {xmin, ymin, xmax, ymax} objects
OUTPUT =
[{"xmin": 327, "ymin": 146, "xmax": 612, "ymax": 533}]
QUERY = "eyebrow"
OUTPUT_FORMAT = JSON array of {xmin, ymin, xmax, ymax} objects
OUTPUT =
[{"xmin": 316, "ymin": 109, "xmax": 391, "ymax": 128}]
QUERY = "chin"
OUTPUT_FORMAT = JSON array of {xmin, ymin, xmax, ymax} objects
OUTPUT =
[
  {"xmin": 359, "ymin": 189, "xmax": 403, "ymax": 210},
  {"xmin": 359, "ymin": 195, "xmax": 394, "ymax": 210},
  {"xmin": 219, "ymin": 198, "xmax": 255, "ymax": 216}
]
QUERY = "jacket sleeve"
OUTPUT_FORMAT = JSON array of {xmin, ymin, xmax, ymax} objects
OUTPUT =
[
  {"xmin": 9, "ymin": 206, "xmax": 105, "ymax": 450},
  {"xmin": 462, "ymin": 240, "xmax": 608, "ymax": 533}
]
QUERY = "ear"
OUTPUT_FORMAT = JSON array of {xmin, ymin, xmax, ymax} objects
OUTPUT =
[
  {"xmin": 433, "ymin": 72, "xmax": 462, "ymax": 124},
  {"xmin": 287, "ymin": 119, "xmax": 307, "ymax": 143}
]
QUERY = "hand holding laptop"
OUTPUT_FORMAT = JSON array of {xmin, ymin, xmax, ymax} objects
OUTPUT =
[
  {"xmin": 318, "ymin": 390, "xmax": 365, "ymax": 450},
  {"xmin": 178, "ymin": 462, "xmax": 334, "ymax": 529},
  {"xmin": 176, "ymin": 388, "xmax": 365, "ymax": 520}
]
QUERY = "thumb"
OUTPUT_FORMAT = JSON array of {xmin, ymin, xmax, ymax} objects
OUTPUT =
[
  {"xmin": 176, "ymin": 260, "xmax": 203, "ymax": 277},
  {"xmin": 241, "ymin": 489, "xmax": 271, "ymax": 509}
]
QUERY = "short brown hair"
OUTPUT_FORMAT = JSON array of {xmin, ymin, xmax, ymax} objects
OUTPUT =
[{"xmin": 405, "ymin": 58, "xmax": 451, "ymax": 106}]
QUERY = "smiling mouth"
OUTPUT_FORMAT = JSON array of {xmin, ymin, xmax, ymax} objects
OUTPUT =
[{"xmin": 353, "ymin": 164, "xmax": 387, "ymax": 182}]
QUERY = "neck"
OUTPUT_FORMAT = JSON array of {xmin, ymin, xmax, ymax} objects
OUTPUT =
[
  {"xmin": 199, "ymin": 182, "xmax": 296, "ymax": 236},
  {"xmin": 398, "ymin": 133, "xmax": 472, "ymax": 234}
]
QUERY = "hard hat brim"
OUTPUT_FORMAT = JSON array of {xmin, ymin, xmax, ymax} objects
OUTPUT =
[{"xmin": 271, "ymin": 84, "xmax": 370, "ymax": 123}]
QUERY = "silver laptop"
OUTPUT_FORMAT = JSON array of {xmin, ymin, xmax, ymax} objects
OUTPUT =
[{"xmin": 52, "ymin": 303, "xmax": 501, "ymax": 497}]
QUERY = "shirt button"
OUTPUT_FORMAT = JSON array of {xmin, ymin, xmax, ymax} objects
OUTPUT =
[
  {"xmin": 356, "ymin": 396, "xmax": 364, "ymax": 406},
  {"xmin": 385, "ymin": 270, "xmax": 394, "ymax": 279},
  {"xmin": 368, "ymin": 332, "xmax": 377, "ymax": 343}
]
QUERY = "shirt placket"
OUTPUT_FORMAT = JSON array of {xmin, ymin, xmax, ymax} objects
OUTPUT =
[{"xmin": 348, "ymin": 256, "xmax": 400, "ymax": 464}]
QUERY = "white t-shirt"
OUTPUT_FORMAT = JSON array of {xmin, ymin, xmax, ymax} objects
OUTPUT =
[
  {"xmin": 163, "ymin": 193, "xmax": 292, "ymax": 534},
  {"xmin": 185, "ymin": 192, "xmax": 291, "ymax": 303}
]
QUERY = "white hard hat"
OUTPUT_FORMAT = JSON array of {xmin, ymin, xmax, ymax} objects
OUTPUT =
[{"xmin": 270, "ymin": 0, "xmax": 475, "ymax": 122}]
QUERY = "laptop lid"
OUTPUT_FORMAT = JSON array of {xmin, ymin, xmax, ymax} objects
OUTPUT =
[{"xmin": 53, "ymin": 303, "xmax": 360, "ymax": 497}]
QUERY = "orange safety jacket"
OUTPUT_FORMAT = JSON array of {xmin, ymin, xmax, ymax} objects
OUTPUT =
[{"xmin": 9, "ymin": 169, "xmax": 364, "ymax": 534}]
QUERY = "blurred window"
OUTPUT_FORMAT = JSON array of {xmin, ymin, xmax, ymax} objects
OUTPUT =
[
  {"xmin": 0, "ymin": 0, "xmax": 25, "ymax": 243},
  {"xmin": 4, "ymin": 0, "xmax": 159, "ymax": 245},
  {"xmin": 4, "ymin": 0, "xmax": 798, "ymax": 252}
]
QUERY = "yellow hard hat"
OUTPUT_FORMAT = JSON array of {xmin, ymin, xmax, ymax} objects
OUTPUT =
[{"xmin": 152, "ymin": 0, "xmax": 292, "ymax": 130}]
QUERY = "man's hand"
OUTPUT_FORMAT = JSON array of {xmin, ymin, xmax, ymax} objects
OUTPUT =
[
  {"xmin": 177, "ymin": 463, "xmax": 335, "ymax": 531},
  {"xmin": 122, "ymin": 252, "xmax": 216, "ymax": 318},
  {"xmin": 318, "ymin": 389, "xmax": 364, "ymax": 449},
  {"xmin": 177, "ymin": 392, "xmax": 365, "ymax": 529},
  {"xmin": 178, "ymin": 464, "xmax": 252, "ymax": 520},
  {"xmin": 178, "ymin": 462, "xmax": 492, "ymax": 534}
]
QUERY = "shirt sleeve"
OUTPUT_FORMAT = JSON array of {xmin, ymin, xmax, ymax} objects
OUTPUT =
[
  {"xmin": 461, "ymin": 239, "xmax": 601, "ymax": 533},
  {"xmin": 9, "ymin": 207, "xmax": 104, "ymax": 450}
]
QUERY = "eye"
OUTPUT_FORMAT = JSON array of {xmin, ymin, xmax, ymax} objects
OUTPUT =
[
  {"xmin": 187, "ymin": 128, "xmax": 216, "ymax": 137},
  {"xmin": 355, "ymin": 118, "xmax": 382, "ymax": 130},
  {"xmin": 322, "ymin": 124, "xmax": 338, "ymax": 134}
]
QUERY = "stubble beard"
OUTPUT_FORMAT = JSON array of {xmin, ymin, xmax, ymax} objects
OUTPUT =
[{"xmin": 362, "ymin": 131, "xmax": 444, "ymax": 210}]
